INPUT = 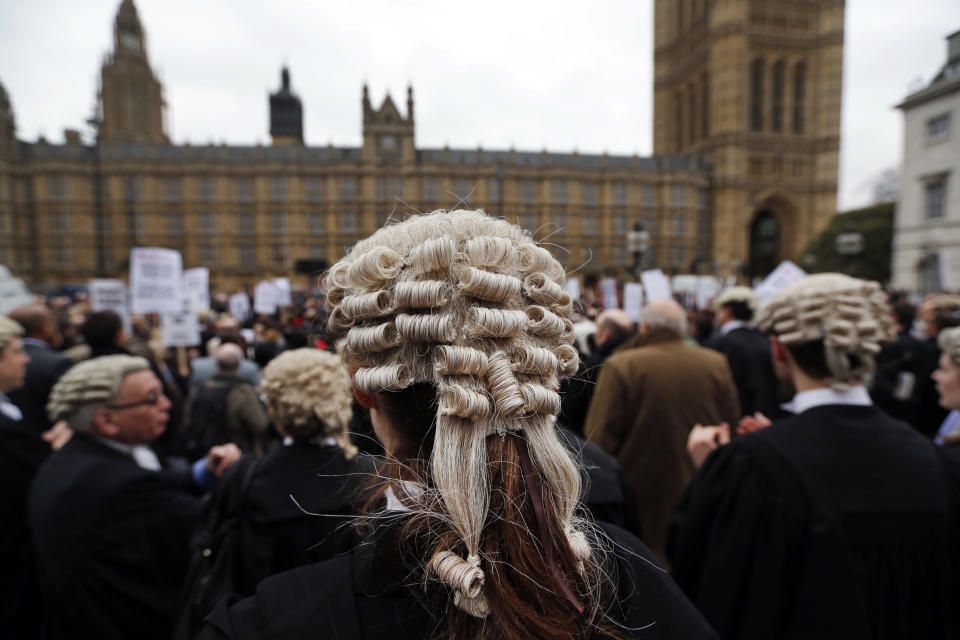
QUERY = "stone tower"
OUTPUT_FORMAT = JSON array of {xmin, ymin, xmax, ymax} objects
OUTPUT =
[
  {"xmin": 97, "ymin": 0, "xmax": 169, "ymax": 144},
  {"xmin": 269, "ymin": 66, "xmax": 304, "ymax": 145},
  {"xmin": 361, "ymin": 85, "xmax": 416, "ymax": 164},
  {"xmin": 0, "ymin": 79, "xmax": 16, "ymax": 159},
  {"xmin": 653, "ymin": 0, "xmax": 844, "ymax": 278}
]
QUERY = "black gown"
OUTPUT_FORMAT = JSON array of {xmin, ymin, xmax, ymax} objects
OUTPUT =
[
  {"xmin": 0, "ymin": 413, "xmax": 51, "ymax": 639},
  {"xmin": 668, "ymin": 404, "xmax": 960, "ymax": 640},
  {"xmin": 202, "ymin": 518, "xmax": 718, "ymax": 640}
]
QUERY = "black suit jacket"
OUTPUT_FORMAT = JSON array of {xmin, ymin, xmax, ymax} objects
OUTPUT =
[
  {"xmin": 8, "ymin": 341, "xmax": 73, "ymax": 432},
  {"xmin": 202, "ymin": 519, "xmax": 717, "ymax": 640},
  {"xmin": 706, "ymin": 326, "xmax": 777, "ymax": 418},
  {"xmin": 0, "ymin": 414, "xmax": 51, "ymax": 639},
  {"xmin": 28, "ymin": 434, "xmax": 203, "ymax": 640}
]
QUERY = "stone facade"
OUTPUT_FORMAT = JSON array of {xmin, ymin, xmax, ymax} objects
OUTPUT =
[
  {"xmin": 891, "ymin": 30, "xmax": 960, "ymax": 293},
  {"xmin": 654, "ymin": 0, "xmax": 844, "ymax": 279},
  {"xmin": 0, "ymin": 0, "xmax": 844, "ymax": 292}
]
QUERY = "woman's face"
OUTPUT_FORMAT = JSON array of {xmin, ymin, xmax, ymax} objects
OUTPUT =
[{"xmin": 933, "ymin": 353, "xmax": 960, "ymax": 410}]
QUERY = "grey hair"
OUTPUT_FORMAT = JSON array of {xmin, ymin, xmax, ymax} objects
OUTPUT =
[
  {"xmin": 939, "ymin": 327, "xmax": 960, "ymax": 366},
  {"xmin": 215, "ymin": 343, "xmax": 243, "ymax": 371},
  {"xmin": 0, "ymin": 315, "xmax": 24, "ymax": 351},
  {"xmin": 638, "ymin": 300, "xmax": 688, "ymax": 335},
  {"xmin": 47, "ymin": 355, "xmax": 151, "ymax": 423}
]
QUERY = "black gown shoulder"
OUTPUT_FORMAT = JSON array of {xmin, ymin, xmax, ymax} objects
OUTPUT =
[
  {"xmin": 202, "ymin": 517, "xmax": 717, "ymax": 640},
  {"xmin": 669, "ymin": 406, "xmax": 960, "ymax": 640}
]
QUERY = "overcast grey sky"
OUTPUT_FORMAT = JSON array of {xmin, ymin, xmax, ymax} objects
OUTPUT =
[{"xmin": 1, "ymin": 0, "xmax": 958, "ymax": 211}]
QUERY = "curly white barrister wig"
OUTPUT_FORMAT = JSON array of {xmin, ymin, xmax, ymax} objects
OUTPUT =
[
  {"xmin": 324, "ymin": 210, "xmax": 586, "ymax": 618},
  {"xmin": 756, "ymin": 273, "xmax": 893, "ymax": 391},
  {"xmin": 258, "ymin": 348, "xmax": 356, "ymax": 457}
]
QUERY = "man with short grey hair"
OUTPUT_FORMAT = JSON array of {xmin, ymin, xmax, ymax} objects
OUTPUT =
[
  {"xmin": 28, "ymin": 354, "xmax": 240, "ymax": 640},
  {"xmin": 585, "ymin": 297, "xmax": 739, "ymax": 565},
  {"xmin": 181, "ymin": 342, "xmax": 270, "ymax": 459}
]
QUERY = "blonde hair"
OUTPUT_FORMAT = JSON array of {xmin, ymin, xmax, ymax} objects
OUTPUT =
[
  {"xmin": 324, "ymin": 210, "xmax": 587, "ymax": 620},
  {"xmin": 939, "ymin": 327, "xmax": 960, "ymax": 366},
  {"xmin": 258, "ymin": 348, "xmax": 356, "ymax": 457},
  {"xmin": 0, "ymin": 314, "xmax": 23, "ymax": 351},
  {"xmin": 756, "ymin": 273, "xmax": 893, "ymax": 391}
]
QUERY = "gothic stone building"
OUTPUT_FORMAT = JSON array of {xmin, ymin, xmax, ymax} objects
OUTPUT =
[{"xmin": 0, "ymin": 0, "xmax": 844, "ymax": 291}]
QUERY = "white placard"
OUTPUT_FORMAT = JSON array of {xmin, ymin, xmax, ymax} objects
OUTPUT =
[
  {"xmin": 254, "ymin": 280, "xmax": 279, "ymax": 315},
  {"xmin": 183, "ymin": 268, "xmax": 210, "ymax": 311},
  {"xmin": 161, "ymin": 294, "xmax": 201, "ymax": 347},
  {"xmin": 228, "ymin": 292, "xmax": 251, "ymax": 321},
  {"xmin": 642, "ymin": 269, "xmax": 673, "ymax": 302},
  {"xmin": 0, "ymin": 269, "xmax": 35, "ymax": 314},
  {"xmin": 696, "ymin": 276, "xmax": 720, "ymax": 310},
  {"xmin": 623, "ymin": 283, "xmax": 645, "ymax": 322},
  {"xmin": 273, "ymin": 277, "xmax": 292, "ymax": 307},
  {"xmin": 725, "ymin": 275, "xmax": 737, "ymax": 289},
  {"xmin": 129, "ymin": 248, "xmax": 183, "ymax": 314},
  {"xmin": 563, "ymin": 278, "xmax": 580, "ymax": 302},
  {"xmin": 754, "ymin": 261, "xmax": 808, "ymax": 308},
  {"xmin": 600, "ymin": 278, "xmax": 619, "ymax": 310},
  {"xmin": 89, "ymin": 279, "xmax": 132, "ymax": 335}
]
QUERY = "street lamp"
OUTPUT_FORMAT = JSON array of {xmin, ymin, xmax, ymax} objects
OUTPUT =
[
  {"xmin": 628, "ymin": 221, "xmax": 650, "ymax": 279},
  {"xmin": 835, "ymin": 223, "xmax": 864, "ymax": 275}
]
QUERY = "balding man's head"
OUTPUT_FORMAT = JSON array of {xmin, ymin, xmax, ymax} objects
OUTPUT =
[
  {"xmin": 639, "ymin": 299, "xmax": 687, "ymax": 336},
  {"xmin": 9, "ymin": 304, "xmax": 56, "ymax": 342},
  {"xmin": 595, "ymin": 309, "xmax": 634, "ymax": 345},
  {"xmin": 215, "ymin": 343, "xmax": 244, "ymax": 372}
]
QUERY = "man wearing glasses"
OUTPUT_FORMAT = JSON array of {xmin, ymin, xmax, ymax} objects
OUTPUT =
[{"xmin": 28, "ymin": 355, "xmax": 240, "ymax": 640}]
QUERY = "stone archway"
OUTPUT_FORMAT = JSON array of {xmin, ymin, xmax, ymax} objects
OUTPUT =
[{"xmin": 748, "ymin": 209, "xmax": 779, "ymax": 279}]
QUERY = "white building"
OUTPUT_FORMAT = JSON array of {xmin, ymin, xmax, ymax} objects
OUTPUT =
[{"xmin": 892, "ymin": 30, "xmax": 960, "ymax": 292}]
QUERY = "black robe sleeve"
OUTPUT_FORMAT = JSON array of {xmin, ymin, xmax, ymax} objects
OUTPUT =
[{"xmin": 667, "ymin": 440, "xmax": 809, "ymax": 640}]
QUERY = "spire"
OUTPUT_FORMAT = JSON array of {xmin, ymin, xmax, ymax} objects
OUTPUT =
[
  {"xmin": 113, "ymin": 0, "xmax": 146, "ymax": 58},
  {"xmin": 407, "ymin": 85, "xmax": 414, "ymax": 122},
  {"xmin": 269, "ymin": 66, "xmax": 303, "ymax": 145}
]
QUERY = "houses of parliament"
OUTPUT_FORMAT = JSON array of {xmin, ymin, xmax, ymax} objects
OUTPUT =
[{"xmin": 0, "ymin": 0, "xmax": 844, "ymax": 291}]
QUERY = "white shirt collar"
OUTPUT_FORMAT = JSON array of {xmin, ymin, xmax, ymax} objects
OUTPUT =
[
  {"xmin": 94, "ymin": 437, "xmax": 162, "ymax": 471},
  {"xmin": 384, "ymin": 480, "xmax": 425, "ymax": 512},
  {"xmin": 0, "ymin": 393, "xmax": 22, "ymax": 421},
  {"xmin": 282, "ymin": 435, "xmax": 337, "ymax": 447},
  {"xmin": 780, "ymin": 385, "xmax": 872, "ymax": 415},
  {"xmin": 719, "ymin": 320, "xmax": 748, "ymax": 335}
]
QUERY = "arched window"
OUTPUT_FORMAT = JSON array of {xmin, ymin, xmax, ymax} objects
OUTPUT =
[
  {"xmin": 675, "ymin": 90, "xmax": 685, "ymax": 150},
  {"xmin": 750, "ymin": 58, "xmax": 765, "ymax": 131},
  {"xmin": 772, "ymin": 60, "xmax": 785, "ymax": 132},
  {"xmin": 688, "ymin": 81, "xmax": 698, "ymax": 144},
  {"xmin": 701, "ymin": 72, "xmax": 710, "ymax": 138},
  {"xmin": 793, "ymin": 61, "xmax": 806, "ymax": 133}
]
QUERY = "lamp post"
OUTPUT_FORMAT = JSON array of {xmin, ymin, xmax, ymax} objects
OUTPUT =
[
  {"xmin": 628, "ymin": 221, "xmax": 650, "ymax": 279},
  {"xmin": 835, "ymin": 223, "xmax": 864, "ymax": 275}
]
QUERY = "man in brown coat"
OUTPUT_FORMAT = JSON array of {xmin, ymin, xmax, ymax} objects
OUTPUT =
[{"xmin": 585, "ymin": 298, "xmax": 739, "ymax": 565}]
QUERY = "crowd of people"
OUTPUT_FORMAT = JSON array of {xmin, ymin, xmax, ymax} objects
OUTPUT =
[{"xmin": 2, "ymin": 208, "xmax": 960, "ymax": 640}]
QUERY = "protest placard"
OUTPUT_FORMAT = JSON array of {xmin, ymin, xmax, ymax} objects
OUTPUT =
[
  {"xmin": 563, "ymin": 278, "xmax": 580, "ymax": 302},
  {"xmin": 183, "ymin": 267, "xmax": 210, "ymax": 311},
  {"xmin": 254, "ymin": 280, "xmax": 279, "ymax": 315},
  {"xmin": 130, "ymin": 248, "xmax": 183, "ymax": 314},
  {"xmin": 642, "ymin": 269, "xmax": 672, "ymax": 302},
  {"xmin": 600, "ymin": 278, "xmax": 619, "ymax": 309},
  {"xmin": 161, "ymin": 294, "xmax": 201, "ymax": 347},
  {"xmin": 623, "ymin": 282, "xmax": 645, "ymax": 322},
  {"xmin": 89, "ymin": 279, "xmax": 132, "ymax": 334},
  {"xmin": 228, "ymin": 292, "xmax": 250, "ymax": 321},
  {"xmin": 696, "ymin": 276, "xmax": 720, "ymax": 310},
  {"xmin": 273, "ymin": 277, "xmax": 292, "ymax": 307},
  {"xmin": 754, "ymin": 261, "xmax": 807, "ymax": 307},
  {"xmin": 0, "ymin": 267, "xmax": 35, "ymax": 314}
]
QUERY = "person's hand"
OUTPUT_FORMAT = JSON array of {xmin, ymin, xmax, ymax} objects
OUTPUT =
[
  {"xmin": 205, "ymin": 443, "xmax": 242, "ymax": 477},
  {"xmin": 687, "ymin": 422, "xmax": 730, "ymax": 468},
  {"xmin": 42, "ymin": 420, "xmax": 74, "ymax": 451},
  {"xmin": 737, "ymin": 412, "xmax": 772, "ymax": 436}
]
